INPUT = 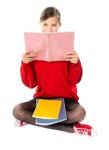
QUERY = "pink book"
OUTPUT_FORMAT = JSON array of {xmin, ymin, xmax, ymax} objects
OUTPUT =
[{"xmin": 24, "ymin": 32, "xmax": 74, "ymax": 61}]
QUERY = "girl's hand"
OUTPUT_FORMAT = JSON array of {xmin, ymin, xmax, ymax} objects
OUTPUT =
[
  {"xmin": 22, "ymin": 50, "xmax": 37, "ymax": 64},
  {"xmin": 65, "ymin": 50, "xmax": 79, "ymax": 64}
]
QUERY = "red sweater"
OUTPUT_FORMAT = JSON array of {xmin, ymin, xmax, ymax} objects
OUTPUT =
[{"xmin": 20, "ymin": 60, "xmax": 82, "ymax": 101}]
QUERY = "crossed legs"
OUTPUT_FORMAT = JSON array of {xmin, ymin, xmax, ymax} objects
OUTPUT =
[{"xmin": 13, "ymin": 98, "xmax": 86, "ymax": 133}]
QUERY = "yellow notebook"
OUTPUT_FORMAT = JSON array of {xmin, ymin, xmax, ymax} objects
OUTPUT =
[{"xmin": 32, "ymin": 99, "xmax": 62, "ymax": 119}]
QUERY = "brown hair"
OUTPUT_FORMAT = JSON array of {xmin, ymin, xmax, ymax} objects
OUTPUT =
[{"xmin": 40, "ymin": 7, "xmax": 61, "ymax": 24}]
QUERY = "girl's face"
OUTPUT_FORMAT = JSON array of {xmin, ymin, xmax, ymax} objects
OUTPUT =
[{"xmin": 40, "ymin": 16, "xmax": 60, "ymax": 32}]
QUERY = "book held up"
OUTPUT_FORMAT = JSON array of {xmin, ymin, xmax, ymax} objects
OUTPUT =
[{"xmin": 24, "ymin": 32, "xmax": 74, "ymax": 61}]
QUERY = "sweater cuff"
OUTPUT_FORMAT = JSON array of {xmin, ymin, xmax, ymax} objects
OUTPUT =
[
  {"xmin": 70, "ymin": 60, "xmax": 81, "ymax": 67},
  {"xmin": 21, "ymin": 60, "xmax": 32, "ymax": 67}
]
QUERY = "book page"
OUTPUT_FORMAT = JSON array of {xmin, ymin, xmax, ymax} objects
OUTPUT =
[
  {"xmin": 49, "ymin": 32, "xmax": 74, "ymax": 61},
  {"xmin": 24, "ymin": 32, "xmax": 49, "ymax": 60}
]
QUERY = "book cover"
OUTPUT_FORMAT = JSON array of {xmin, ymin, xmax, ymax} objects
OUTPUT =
[
  {"xmin": 35, "ymin": 98, "xmax": 67, "ymax": 126},
  {"xmin": 32, "ymin": 99, "xmax": 62, "ymax": 119},
  {"xmin": 24, "ymin": 32, "xmax": 74, "ymax": 61}
]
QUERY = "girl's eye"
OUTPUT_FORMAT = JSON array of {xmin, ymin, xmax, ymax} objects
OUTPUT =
[
  {"xmin": 52, "ymin": 24, "xmax": 56, "ymax": 26},
  {"xmin": 43, "ymin": 23, "xmax": 47, "ymax": 26}
]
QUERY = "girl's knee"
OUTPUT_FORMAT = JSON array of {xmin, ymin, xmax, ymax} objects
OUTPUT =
[
  {"xmin": 13, "ymin": 104, "xmax": 21, "ymax": 119},
  {"xmin": 78, "ymin": 106, "xmax": 86, "ymax": 121}
]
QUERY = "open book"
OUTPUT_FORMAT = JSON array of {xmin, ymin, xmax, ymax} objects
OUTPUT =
[
  {"xmin": 32, "ymin": 98, "xmax": 67, "ymax": 126},
  {"xmin": 24, "ymin": 32, "xmax": 74, "ymax": 61}
]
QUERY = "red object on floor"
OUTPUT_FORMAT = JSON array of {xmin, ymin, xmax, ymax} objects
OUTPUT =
[
  {"xmin": 73, "ymin": 123, "xmax": 96, "ymax": 136},
  {"xmin": 20, "ymin": 121, "xmax": 28, "ymax": 127}
]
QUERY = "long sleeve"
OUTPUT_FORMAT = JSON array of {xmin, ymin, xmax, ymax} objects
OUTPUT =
[
  {"xmin": 68, "ymin": 60, "xmax": 83, "ymax": 85},
  {"xmin": 20, "ymin": 61, "xmax": 37, "ymax": 88},
  {"xmin": 20, "ymin": 60, "xmax": 82, "ymax": 100}
]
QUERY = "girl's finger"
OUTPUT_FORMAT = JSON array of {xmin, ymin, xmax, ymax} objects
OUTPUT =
[{"xmin": 67, "ymin": 50, "xmax": 75, "ymax": 54}]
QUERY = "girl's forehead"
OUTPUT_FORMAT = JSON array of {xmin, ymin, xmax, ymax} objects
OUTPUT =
[{"xmin": 42, "ymin": 16, "xmax": 59, "ymax": 23}]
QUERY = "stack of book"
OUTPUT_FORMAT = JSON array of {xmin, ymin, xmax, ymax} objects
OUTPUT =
[{"xmin": 32, "ymin": 98, "xmax": 67, "ymax": 126}]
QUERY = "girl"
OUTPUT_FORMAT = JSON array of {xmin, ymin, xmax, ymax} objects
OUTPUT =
[{"xmin": 13, "ymin": 7, "xmax": 92, "ymax": 135}]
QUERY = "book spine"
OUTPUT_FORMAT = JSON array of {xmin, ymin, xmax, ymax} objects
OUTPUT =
[
  {"xmin": 47, "ymin": 34, "xmax": 50, "ymax": 61},
  {"xmin": 48, "ymin": 34, "xmax": 53, "ymax": 61}
]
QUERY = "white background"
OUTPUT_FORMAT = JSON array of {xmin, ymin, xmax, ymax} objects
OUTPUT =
[{"xmin": 0, "ymin": 0, "xmax": 109, "ymax": 149}]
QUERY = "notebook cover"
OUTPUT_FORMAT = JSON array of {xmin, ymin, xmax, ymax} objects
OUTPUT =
[{"xmin": 32, "ymin": 99, "xmax": 62, "ymax": 119}]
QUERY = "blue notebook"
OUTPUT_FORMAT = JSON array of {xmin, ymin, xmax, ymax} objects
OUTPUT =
[{"xmin": 34, "ymin": 98, "xmax": 67, "ymax": 126}]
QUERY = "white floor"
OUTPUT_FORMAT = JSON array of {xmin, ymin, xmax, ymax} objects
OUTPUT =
[{"xmin": 0, "ymin": 120, "xmax": 108, "ymax": 150}]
